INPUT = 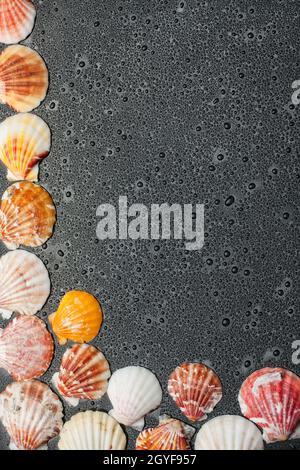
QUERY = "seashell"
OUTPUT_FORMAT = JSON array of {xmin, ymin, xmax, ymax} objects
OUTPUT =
[
  {"xmin": 0, "ymin": 181, "xmax": 56, "ymax": 250},
  {"xmin": 0, "ymin": 314, "xmax": 53, "ymax": 380},
  {"xmin": 52, "ymin": 343, "xmax": 110, "ymax": 406},
  {"xmin": 194, "ymin": 415, "xmax": 264, "ymax": 450},
  {"xmin": 0, "ymin": 45, "xmax": 48, "ymax": 112},
  {"xmin": 49, "ymin": 290, "xmax": 103, "ymax": 345},
  {"xmin": 0, "ymin": 0, "xmax": 36, "ymax": 45},
  {"xmin": 0, "ymin": 380, "xmax": 63, "ymax": 450},
  {"xmin": 168, "ymin": 362, "xmax": 222, "ymax": 422},
  {"xmin": 136, "ymin": 415, "xmax": 194, "ymax": 450},
  {"xmin": 58, "ymin": 411, "xmax": 126, "ymax": 450},
  {"xmin": 0, "ymin": 249, "xmax": 50, "ymax": 318},
  {"xmin": 107, "ymin": 366, "xmax": 163, "ymax": 431},
  {"xmin": 0, "ymin": 113, "xmax": 51, "ymax": 181},
  {"xmin": 238, "ymin": 367, "xmax": 300, "ymax": 443}
]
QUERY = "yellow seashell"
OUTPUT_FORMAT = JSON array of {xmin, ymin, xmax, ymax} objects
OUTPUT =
[
  {"xmin": 49, "ymin": 291, "xmax": 103, "ymax": 345},
  {"xmin": 0, "ymin": 113, "xmax": 51, "ymax": 181}
]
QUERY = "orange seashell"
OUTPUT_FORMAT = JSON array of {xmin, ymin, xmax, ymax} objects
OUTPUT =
[
  {"xmin": 238, "ymin": 367, "xmax": 300, "ymax": 443},
  {"xmin": 49, "ymin": 291, "xmax": 103, "ymax": 345},
  {"xmin": 168, "ymin": 362, "xmax": 222, "ymax": 422},
  {"xmin": 136, "ymin": 415, "xmax": 194, "ymax": 450},
  {"xmin": 0, "ymin": 181, "xmax": 56, "ymax": 249},
  {"xmin": 0, "ymin": 0, "xmax": 36, "ymax": 45},
  {"xmin": 0, "ymin": 380, "xmax": 63, "ymax": 450},
  {"xmin": 0, "ymin": 45, "xmax": 48, "ymax": 112},
  {"xmin": 52, "ymin": 343, "xmax": 110, "ymax": 406},
  {"xmin": 0, "ymin": 314, "xmax": 54, "ymax": 381}
]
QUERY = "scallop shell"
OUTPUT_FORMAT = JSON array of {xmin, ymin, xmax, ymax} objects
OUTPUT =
[
  {"xmin": 52, "ymin": 343, "xmax": 110, "ymax": 406},
  {"xmin": 0, "ymin": 0, "xmax": 36, "ymax": 44},
  {"xmin": 49, "ymin": 291, "xmax": 103, "ymax": 345},
  {"xmin": 168, "ymin": 362, "xmax": 222, "ymax": 422},
  {"xmin": 58, "ymin": 411, "xmax": 126, "ymax": 450},
  {"xmin": 0, "ymin": 181, "xmax": 56, "ymax": 250},
  {"xmin": 194, "ymin": 415, "xmax": 264, "ymax": 450},
  {"xmin": 0, "ymin": 314, "xmax": 53, "ymax": 380},
  {"xmin": 107, "ymin": 366, "xmax": 163, "ymax": 430},
  {"xmin": 136, "ymin": 415, "xmax": 194, "ymax": 450},
  {"xmin": 0, "ymin": 380, "xmax": 63, "ymax": 450},
  {"xmin": 0, "ymin": 249, "xmax": 50, "ymax": 318},
  {"xmin": 0, "ymin": 45, "xmax": 48, "ymax": 112},
  {"xmin": 0, "ymin": 113, "xmax": 51, "ymax": 181},
  {"xmin": 238, "ymin": 367, "xmax": 300, "ymax": 443}
]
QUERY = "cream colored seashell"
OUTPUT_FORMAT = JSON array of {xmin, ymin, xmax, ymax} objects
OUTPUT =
[
  {"xmin": 0, "ymin": 249, "xmax": 50, "ymax": 319},
  {"xmin": 194, "ymin": 415, "xmax": 264, "ymax": 450},
  {"xmin": 0, "ymin": 0, "xmax": 36, "ymax": 45},
  {"xmin": 0, "ymin": 113, "xmax": 51, "ymax": 181},
  {"xmin": 58, "ymin": 411, "xmax": 127, "ymax": 450},
  {"xmin": 107, "ymin": 366, "xmax": 163, "ymax": 430}
]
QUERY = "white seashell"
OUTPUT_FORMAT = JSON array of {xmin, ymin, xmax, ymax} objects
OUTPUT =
[
  {"xmin": 194, "ymin": 415, "xmax": 264, "ymax": 450},
  {"xmin": 107, "ymin": 366, "xmax": 163, "ymax": 430},
  {"xmin": 58, "ymin": 411, "xmax": 126, "ymax": 450},
  {"xmin": 0, "ymin": 249, "xmax": 50, "ymax": 319}
]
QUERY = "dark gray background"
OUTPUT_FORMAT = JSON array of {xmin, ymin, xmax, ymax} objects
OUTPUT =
[{"xmin": 0, "ymin": 0, "xmax": 299, "ymax": 450}]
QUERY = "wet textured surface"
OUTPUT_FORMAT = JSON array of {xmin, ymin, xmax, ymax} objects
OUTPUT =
[{"xmin": 0, "ymin": 0, "xmax": 300, "ymax": 450}]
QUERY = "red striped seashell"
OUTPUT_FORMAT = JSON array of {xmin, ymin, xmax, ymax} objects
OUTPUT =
[
  {"xmin": 136, "ymin": 415, "xmax": 194, "ymax": 450},
  {"xmin": 168, "ymin": 362, "xmax": 222, "ymax": 422},
  {"xmin": 52, "ymin": 343, "xmax": 111, "ymax": 406},
  {"xmin": 238, "ymin": 367, "xmax": 300, "ymax": 443},
  {"xmin": 0, "ymin": 0, "xmax": 36, "ymax": 44},
  {"xmin": 0, "ymin": 314, "xmax": 54, "ymax": 381}
]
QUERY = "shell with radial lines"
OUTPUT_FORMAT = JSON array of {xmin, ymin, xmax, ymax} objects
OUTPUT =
[
  {"xmin": 0, "ymin": 45, "xmax": 48, "ymax": 112},
  {"xmin": 0, "ymin": 314, "xmax": 54, "ymax": 381},
  {"xmin": 136, "ymin": 415, "xmax": 194, "ymax": 450},
  {"xmin": 58, "ymin": 411, "xmax": 127, "ymax": 450},
  {"xmin": 0, "ymin": 113, "xmax": 51, "ymax": 181},
  {"xmin": 52, "ymin": 343, "xmax": 111, "ymax": 406},
  {"xmin": 168, "ymin": 362, "xmax": 222, "ymax": 422},
  {"xmin": 0, "ymin": 249, "xmax": 50, "ymax": 318},
  {"xmin": 0, "ymin": 0, "xmax": 36, "ymax": 44},
  {"xmin": 0, "ymin": 181, "xmax": 56, "ymax": 250},
  {"xmin": 0, "ymin": 380, "xmax": 63, "ymax": 450}
]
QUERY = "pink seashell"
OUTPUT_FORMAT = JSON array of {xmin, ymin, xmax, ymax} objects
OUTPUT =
[
  {"xmin": 238, "ymin": 367, "xmax": 300, "ymax": 443},
  {"xmin": 136, "ymin": 415, "xmax": 194, "ymax": 450},
  {"xmin": 0, "ymin": 0, "xmax": 36, "ymax": 45},
  {"xmin": 0, "ymin": 314, "xmax": 54, "ymax": 381},
  {"xmin": 168, "ymin": 362, "xmax": 222, "ymax": 422}
]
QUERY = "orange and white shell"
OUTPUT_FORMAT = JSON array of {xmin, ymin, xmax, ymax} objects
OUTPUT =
[
  {"xmin": 238, "ymin": 367, "xmax": 300, "ymax": 443},
  {"xmin": 136, "ymin": 415, "xmax": 194, "ymax": 450},
  {"xmin": 0, "ymin": 314, "xmax": 54, "ymax": 381},
  {"xmin": 0, "ymin": 0, "xmax": 36, "ymax": 44},
  {"xmin": 0, "ymin": 250, "xmax": 50, "ymax": 318},
  {"xmin": 58, "ymin": 411, "xmax": 126, "ymax": 450},
  {"xmin": 0, "ymin": 113, "xmax": 51, "ymax": 181},
  {"xmin": 0, "ymin": 181, "xmax": 56, "ymax": 250},
  {"xmin": 168, "ymin": 362, "xmax": 222, "ymax": 422},
  {"xmin": 194, "ymin": 415, "xmax": 264, "ymax": 450},
  {"xmin": 52, "ymin": 343, "xmax": 111, "ymax": 406},
  {"xmin": 107, "ymin": 366, "xmax": 163, "ymax": 431},
  {"xmin": 0, "ymin": 380, "xmax": 63, "ymax": 450},
  {"xmin": 49, "ymin": 291, "xmax": 103, "ymax": 345},
  {"xmin": 0, "ymin": 45, "xmax": 48, "ymax": 112}
]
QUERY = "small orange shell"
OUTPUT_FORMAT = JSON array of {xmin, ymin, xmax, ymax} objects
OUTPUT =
[
  {"xmin": 168, "ymin": 362, "xmax": 222, "ymax": 422},
  {"xmin": 0, "ymin": 181, "xmax": 56, "ymax": 249},
  {"xmin": 49, "ymin": 291, "xmax": 103, "ymax": 345},
  {"xmin": 136, "ymin": 416, "xmax": 194, "ymax": 450},
  {"xmin": 53, "ymin": 343, "xmax": 110, "ymax": 406},
  {"xmin": 0, "ymin": 45, "xmax": 48, "ymax": 112},
  {"xmin": 0, "ymin": 0, "xmax": 36, "ymax": 45}
]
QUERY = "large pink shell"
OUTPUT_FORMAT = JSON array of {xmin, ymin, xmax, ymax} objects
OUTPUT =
[
  {"xmin": 0, "ymin": 380, "xmax": 63, "ymax": 450},
  {"xmin": 53, "ymin": 343, "xmax": 111, "ymax": 406},
  {"xmin": 0, "ymin": 314, "xmax": 54, "ymax": 381},
  {"xmin": 136, "ymin": 416, "xmax": 194, "ymax": 450},
  {"xmin": 238, "ymin": 367, "xmax": 300, "ymax": 443},
  {"xmin": 168, "ymin": 362, "xmax": 222, "ymax": 422},
  {"xmin": 0, "ymin": 0, "xmax": 36, "ymax": 45}
]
